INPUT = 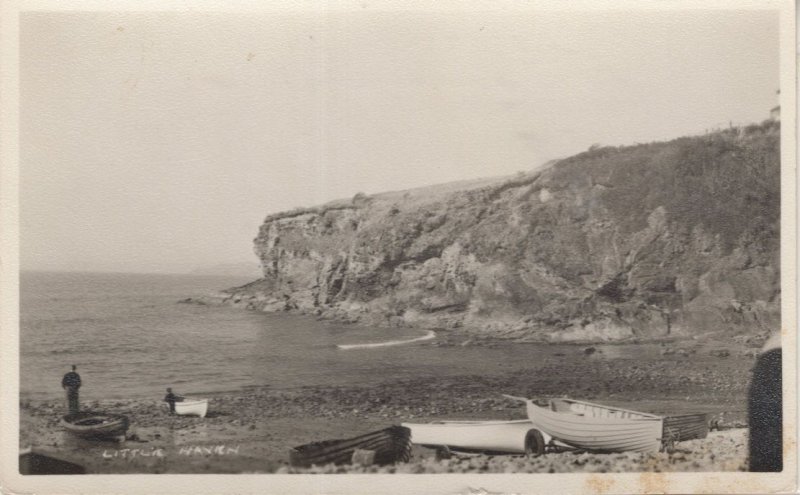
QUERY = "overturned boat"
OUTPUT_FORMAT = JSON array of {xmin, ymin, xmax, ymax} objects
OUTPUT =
[
  {"xmin": 289, "ymin": 426, "xmax": 412, "ymax": 468},
  {"xmin": 174, "ymin": 398, "xmax": 208, "ymax": 418},
  {"xmin": 60, "ymin": 411, "xmax": 129, "ymax": 441},
  {"xmin": 402, "ymin": 419, "xmax": 553, "ymax": 455}
]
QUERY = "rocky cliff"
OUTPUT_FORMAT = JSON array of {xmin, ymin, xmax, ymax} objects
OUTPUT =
[{"xmin": 223, "ymin": 121, "xmax": 780, "ymax": 342}]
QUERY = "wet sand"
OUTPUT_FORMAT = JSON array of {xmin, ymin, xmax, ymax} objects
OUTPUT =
[{"xmin": 19, "ymin": 342, "xmax": 754, "ymax": 474}]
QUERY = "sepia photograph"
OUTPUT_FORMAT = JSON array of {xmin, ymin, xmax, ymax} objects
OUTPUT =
[{"xmin": 0, "ymin": 0, "xmax": 796, "ymax": 493}]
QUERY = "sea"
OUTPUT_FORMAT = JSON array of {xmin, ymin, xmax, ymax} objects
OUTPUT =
[
  {"xmin": 19, "ymin": 271, "xmax": 520, "ymax": 402},
  {"xmin": 20, "ymin": 271, "xmax": 666, "ymax": 403}
]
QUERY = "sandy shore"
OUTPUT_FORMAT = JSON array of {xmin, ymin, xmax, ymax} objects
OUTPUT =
[{"xmin": 19, "ymin": 345, "xmax": 752, "ymax": 474}]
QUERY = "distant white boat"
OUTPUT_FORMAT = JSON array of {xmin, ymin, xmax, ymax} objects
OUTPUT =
[
  {"xmin": 401, "ymin": 419, "xmax": 554, "ymax": 455},
  {"xmin": 174, "ymin": 398, "xmax": 208, "ymax": 418},
  {"xmin": 337, "ymin": 330, "xmax": 436, "ymax": 350}
]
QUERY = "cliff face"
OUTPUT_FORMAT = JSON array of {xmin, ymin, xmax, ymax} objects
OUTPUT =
[{"xmin": 226, "ymin": 122, "xmax": 780, "ymax": 342}]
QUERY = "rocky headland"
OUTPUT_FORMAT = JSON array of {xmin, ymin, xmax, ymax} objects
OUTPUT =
[{"xmin": 208, "ymin": 121, "xmax": 779, "ymax": 344}]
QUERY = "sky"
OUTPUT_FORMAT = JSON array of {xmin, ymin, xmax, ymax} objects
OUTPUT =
[{"xmin": 19, "ymin": 6, "xmax": 780, "ymax": 274}]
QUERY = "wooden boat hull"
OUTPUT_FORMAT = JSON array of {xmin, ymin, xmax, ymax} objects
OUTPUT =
[
  {"xmin": 60, "ymin": 412, "xmax": 129, "ymax": 440},
  {"xmin": 402, "ymin": 420, "xmax": 553, "ymax": 454},
  {"xmin": 290, "ymin": 426, "xmax": 412, "ymax": 468},
  {"xmin": 525, "ymin": 399, "xmax": 663, "ymax": 453},
  {"xmin": 662, "ymin": 413, "xmax": 709, "ymax": 442},
  {"xmin": 174, "ymin": 399, "xmax": 208, "ymax": 418}
]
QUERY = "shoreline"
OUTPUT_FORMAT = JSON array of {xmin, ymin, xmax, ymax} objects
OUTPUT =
[
  {"xmin": 20, "ymin": 348, "xmax": 752, "ymax": 474},
  {"xmin": 183, "ymin": 292, "xmax": 769, "ymax": 350}
]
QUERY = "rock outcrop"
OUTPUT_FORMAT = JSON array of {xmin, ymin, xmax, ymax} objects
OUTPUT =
[{"xmin": 223, "ymin": 121, "xmax": 780, "ymax": 342}]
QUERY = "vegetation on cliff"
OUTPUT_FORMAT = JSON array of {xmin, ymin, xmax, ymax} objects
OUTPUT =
[{"xmin": 226, "ymin": 121, "xmax": 780, "ymax": 342}]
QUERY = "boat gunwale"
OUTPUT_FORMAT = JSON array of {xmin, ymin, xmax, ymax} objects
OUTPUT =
[
  {"xmin": 424, "ymin": 419, "xmax": 533, "ymax": 425},
  {"xmin": 547, "ymin": 398, "xmax": 662, "ymax": 420},
  {"xmin": 528, "ymin": 405, "xmax": 663, "ymax": 429},
  {"xmin": 175, "ymin": 398, "xmax": 208, "ymax": 406}
]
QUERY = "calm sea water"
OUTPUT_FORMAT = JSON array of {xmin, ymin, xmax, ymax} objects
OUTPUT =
[
  {"xmin": 20, "ymin": 272, "xmax": 503, "ymax": 401},
  {"xmin": 20, "ymin": 271, "xmax": 668, "ymax": 402}
]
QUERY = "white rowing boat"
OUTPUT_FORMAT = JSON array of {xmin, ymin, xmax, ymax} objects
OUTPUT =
[
  {"xmin": 174, "ymin": 398, "xmax": 208, "ymax": 418},
  {"xmin": 505, "ymin": 395, "xmax": 663, "ymax": 453},
  {"xmin": 337, "ymin": 330, "xmax": 436, "ymax": 350},
  {"xmin": 401, "ymin": 419, "xmax": 553, "ymax": 455}
]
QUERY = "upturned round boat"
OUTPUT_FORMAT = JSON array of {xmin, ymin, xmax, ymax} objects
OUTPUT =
[{"xmin": 60, "ymin": 411, "xmax": 129, "ymax": 440}]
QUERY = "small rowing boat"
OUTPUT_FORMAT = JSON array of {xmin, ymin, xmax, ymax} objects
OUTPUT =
[
  {"xmin": 290, "ymin": 426, "xmax": 412, "ymax": 468},
  {"xmin": 174, "ymin": 398, "xmax": 208, "ymax": 418},
  {"xmin": 505, "ymin": 395, "xmax": 663, "ymax": 453},
  {"xmin": 402, "ymin": 419, "xmax": 552, "ymax": 455},
  {"xmin": 60, "ymin": 412, "xmax": 129, "ymax": 441},
  {"xmin": 337, "ymin": 330, "xmax": 436, "ymax": 350}
]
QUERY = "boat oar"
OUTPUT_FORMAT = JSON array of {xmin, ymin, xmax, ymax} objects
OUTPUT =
[{"xmin": 501, "ymin": 394, "xmax": 528, "ymax": 403}]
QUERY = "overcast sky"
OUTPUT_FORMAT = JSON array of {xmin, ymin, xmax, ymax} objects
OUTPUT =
[{"xmin": 20, "ymin": 7, "xmax": 780, "ymax": 274}]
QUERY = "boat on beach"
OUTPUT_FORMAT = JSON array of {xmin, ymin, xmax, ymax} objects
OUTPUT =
[
  {"xmin": 662, "ymin": 413, "xmax": 709, "ymax": 443},
  {"xmin": 60, "ymin": 411, "xmax": 129, "ymax": 440},
  {"xmin": 505, "ymin": 395, "xmax": 664, "ymax": 453},
  {"xmin": 174, "ymin": 398, "xmax": 208, "ymax": 418},
  {"xmin": 402, "ymin": 419, "xmax": 553, "ymax": 455},
  {"xmin": 289, "ymin": 425, "xmax": 412, "ymax": 468}
]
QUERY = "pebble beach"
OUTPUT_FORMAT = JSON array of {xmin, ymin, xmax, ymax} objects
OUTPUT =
[{"xmin": 19, "ymin": 341, "xmax": 754, "ymax": 474}]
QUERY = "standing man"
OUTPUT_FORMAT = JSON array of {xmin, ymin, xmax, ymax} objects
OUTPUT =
[{"xmin": 61, "ymin": 365, "xmax": 81, "ymax": 414}]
